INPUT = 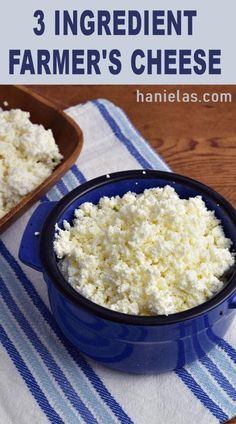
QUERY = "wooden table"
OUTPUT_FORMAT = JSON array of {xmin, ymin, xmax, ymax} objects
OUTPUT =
[
  {"xmin": 30, "ymin": 85, "xmax": 236, "ymax": 208},
  {"xmin": 29, "ymin": 85, "xmax": 236, "ymax": 424}
]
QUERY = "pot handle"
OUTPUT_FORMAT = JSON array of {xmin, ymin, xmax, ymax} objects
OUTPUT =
[
  {"xmin": 229, "ymin": 296, "xmax": 236, "ymax": 309},
  {"xmin": 19, "ymin": 201, "xmax": 57, "ymax": 272}
]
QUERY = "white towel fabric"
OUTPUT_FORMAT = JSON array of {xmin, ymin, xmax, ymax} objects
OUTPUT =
[{"xmin": 0, "ymin": 99, "xmax": 236, "ymax": 424}]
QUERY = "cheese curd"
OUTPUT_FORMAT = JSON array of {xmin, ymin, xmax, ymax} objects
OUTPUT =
[
  {"xmin": 0, "ymin": 108, "xmax": 63, "ymax": 218},
  {"xmin": 54, "ymin": 186, "xmax": 235, "ymax": 315}
]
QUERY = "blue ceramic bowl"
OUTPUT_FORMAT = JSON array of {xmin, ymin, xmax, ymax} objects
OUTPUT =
[{"xmin": 19, "ymin": 170, "xmax": 236, "ymax": 374}]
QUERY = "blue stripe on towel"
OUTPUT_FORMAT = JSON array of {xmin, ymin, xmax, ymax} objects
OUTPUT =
[
  {"xmin": 0, "ymin": 240, "xmax": 133, "ymax": 424},
  {"xmin": 0, "ymin": 299, "xmax": 81, "ymax": 424},
  {"xmin": 93, "ymin": 100, "xmax": 152, "ymax": 169},
  {"xmin": 176, "ymin": 368, "xmax": 228, "ymax": 422},
  {"xmin": 56, "ymin": 179, "xmax": 68, "ymax": 196},
  {"xmin": 0, "ymin": 273, "xmax": 98, "ymax": 424},
  {"xmin": 46, "ymin": 166, "xmax": 86, "ymax": 202},
  {"xmin": 71, "ymin": 164, "xmax": 87, "ymax": 183},
  {"xmin": 177, "ymin": 333, "xmax": 231, "ymax": 420},
  {"xmin": 192, "ymin": 322, "xmax": 236, "ymax": 402},
  {"xmin": 200, "ymin": 350, "xmax": 236, "ymax": 403},
  {"xmin": 0, "ymin": 252, "xmax": 119, "ymax": 424},
  {"xmin": 185, "ymin": 359, "xmax": 233, "ymax": 419},
  {"xmin": 204, "ymin": 315, "xmax": 236, "ymax": 364},
  {"xmin": 42, "ymin": 184, "xmax": 63, "ymax": 202},
  {"xmin": 209, "ymin": 347, "xmax": 236, "ymax": 385},
  {"xmin": 206, "ymin": 324, "xmax": 236, "ymax": 365},
  {"xmin": 0, "ymin": 324, "xmax": 64, "ymax": 424},
  {"xmin": 100, "ymin": 99, "xmax": 170, "ymax": 172}
]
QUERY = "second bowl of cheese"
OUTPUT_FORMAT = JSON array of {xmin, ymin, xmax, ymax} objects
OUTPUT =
[{"xmin": 19, "ymin": 170, "xmax": 236, "ymax": 373}]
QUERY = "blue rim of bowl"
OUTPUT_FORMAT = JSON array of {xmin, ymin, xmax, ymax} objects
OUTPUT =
[{"xmin": 40, "ymin": 170, "xmax": 236, "ymax": 326}]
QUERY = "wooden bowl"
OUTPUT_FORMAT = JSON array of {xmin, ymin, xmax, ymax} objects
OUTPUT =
[{"xmin": 0, "ymin": 85, "xmax": 83, "ymax": 233}]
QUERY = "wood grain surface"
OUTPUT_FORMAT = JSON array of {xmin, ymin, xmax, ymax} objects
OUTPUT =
[
  {"xmin": 29, "ymin": 85, "xmax": 236, "ymax": 209},
  {"xmin": 28, "ymin": 84, "xmax": 236, "ymax": 424}
]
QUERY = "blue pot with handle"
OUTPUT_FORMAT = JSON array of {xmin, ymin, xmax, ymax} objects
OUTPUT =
[{"xmin": 19, "ymin": 170, "xmax": 236, "ymax": 374}]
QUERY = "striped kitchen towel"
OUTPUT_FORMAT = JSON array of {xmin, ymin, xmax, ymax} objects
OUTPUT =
[{"xmin": 1, "ymin": 99, "xmax": 236, "ymax": 424}]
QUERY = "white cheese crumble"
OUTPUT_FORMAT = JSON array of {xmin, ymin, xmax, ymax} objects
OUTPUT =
[
  {"xmin": 0, "ymin": 108, "xmax": 63, "ymax": 218},
  {"xmin": 54, "ymin": 186, "xmax": 235, "ymax": 316}
]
